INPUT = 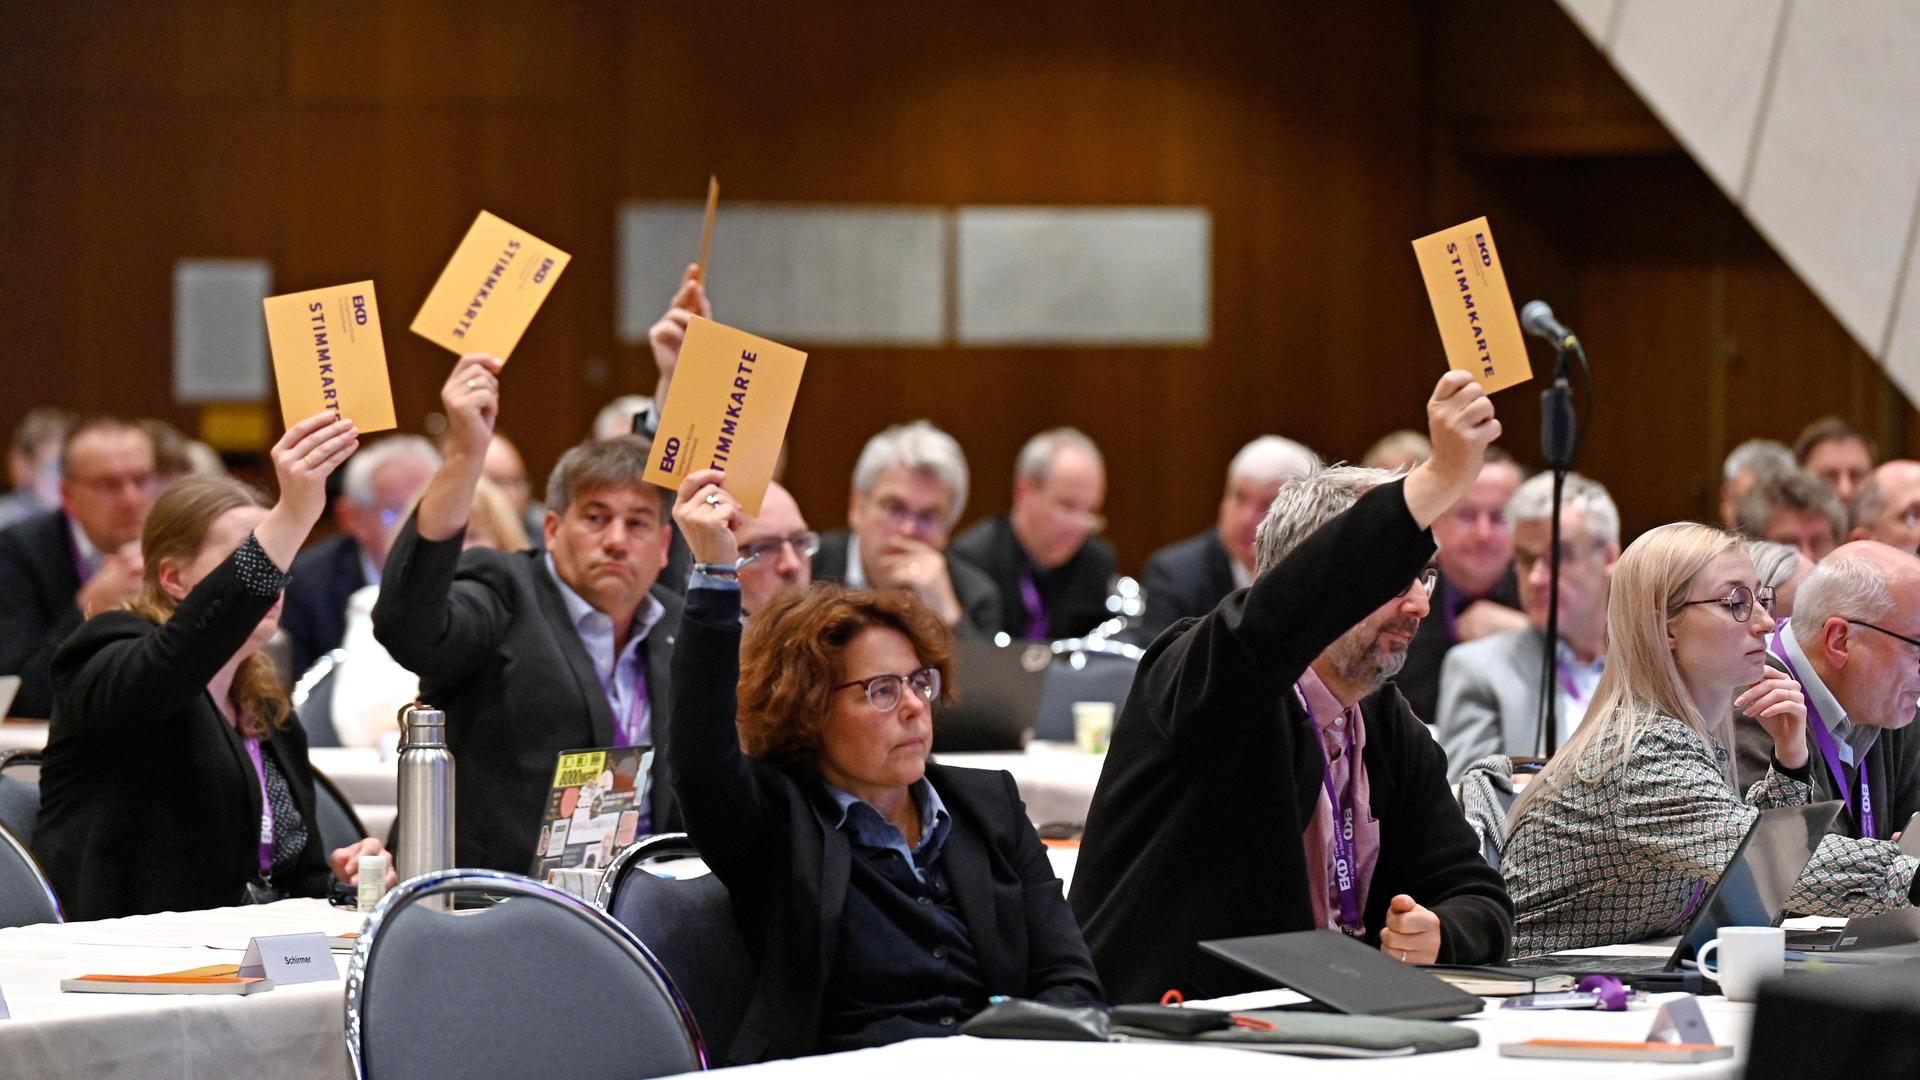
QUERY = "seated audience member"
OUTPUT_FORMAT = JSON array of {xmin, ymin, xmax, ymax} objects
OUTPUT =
[
  {"xmin": 952, "ymin": 428, "xmax": 1115, "ymax": 640},
  {"xmin": 1436, "ymin": 472, "xmax": 1620, "ymax": 781},
  {"xmin": 484, "ymin": 432, "xmax": 545, "ymax": 551},
  {"xmin": 1501, "ymin": 524, "xmax": 1920, "ymax": 957},
  {"xmin": 667, "ymin": 469, "xmax": 1101, "ymax": 1062},
  {"xmin": 1073, "ymin": 373, "xmax": 1514, "ymax": 1001},
  {"xmin": 281, "ymin": 434, "xmax": 438, "ymax": 676},
  {"xmin": 1395, "ymin": 448, "xmax": 1527, "ymax": 724},
  {"xmin": 1736, "ymin": 467, "xmax": 1845, "ymax": 563},
  {"xmin": 0, "ymin": 406, "xmax": 75, "ymax": 530},
  {"xmin": 1746, "ymin": 539, "xmax": 1814, "ymax": 619},
  {"xmin": 0, "ymin": 417, "xmax": 157, "ymax": 719},
  {"xmin": 813, "ymin": 421, "xmax": 1001, "ymax": 638},
  {"xmin": 1719, "ymin": 438, "xmax": 1796, "ymax": 529},
  {"xmin": 1847, "ymin": 460, "xmax": 1920, "ymax": 555},
  {"xmin": 1796, "ymin": 416, "xmax": 1877, "ymax": 504},
  {"xmin": 140, "ymin": 419, "xmax": 196, "ymax": 486},
  {"xmin": 734, "ymin": 480, "xmax": 813, "ymax": 617},
  {"xmin": 37, "ymin": 415, "xmax": 392, "ymax": 919},
  {"xmin": 375, "ymin": 356, "xmax": 682, "ymax": 873},
  {"xmin": 1135, "ymin": 434, "xmax": 1316, "ymax": 643},
  {"xmin": 1361, "ymin": 429, "xmax": 1431, "ymax": 473},
  {"xmin": 329, "ymin": 478, "xmax": 531, "ymax": 749},
  {"xmin": 1729, "ymin": 543, "xmax": 1920, "ymax": 837}
]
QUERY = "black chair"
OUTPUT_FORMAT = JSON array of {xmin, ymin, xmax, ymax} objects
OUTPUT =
[
  {"xmin": 1746, "ymin": 963, "xmax": 1920, "ymax": 1079},
  {"xmin": 599, "ymin": 834, "xmax": 754, "ymax": 1064},
  {"xmin": 0, "ymin": 819, "xmax": 61, "ymax": 927},
  {"xmin": 345, "ymin": 868, "xmax": 705, "ymax": 1079},
  {"xmin": 290, "ymin": 649, "xmax": 348, "ymax": 749},
  {"xmin": 0, "ymin": 750, "xmax": 41, "ymax": 850},
  {"xmin": 311, "ymin": 765, "xmax": 369, "ymax": 855},
  {"xmin": 1032, "ymin": 640, "xmax": 1142, "ymax": 743}
]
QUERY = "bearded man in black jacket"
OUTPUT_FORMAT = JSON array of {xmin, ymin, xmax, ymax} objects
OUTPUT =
[{"xmin": 1072, "ymin": 371, "xmax": 1514, "ymax": 1002}]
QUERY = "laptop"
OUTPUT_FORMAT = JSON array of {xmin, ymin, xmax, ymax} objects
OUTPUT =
[
  {"xmin": 931, "ymin": 640, "xmax": 1050, "ymax": 753},
  {"xmin": 528, "ymin": 745, "xmax": 655, "ymax": 884},
  {"xmin": 1200, "ymin": 929, "xmax": 1484, "ymax": 1020},
  {"xmin": 1786, "ymin": 811, "xmax": 1920, "ymax": 952},
  {"xmin": 1511, "ymin": 801, "xmax": 1842, "ymax": 988}
]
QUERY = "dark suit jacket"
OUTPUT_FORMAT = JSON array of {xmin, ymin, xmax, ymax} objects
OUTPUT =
[
  {"xmin": 1071, "ymin": 481, "xmax": 1514, "ymax": 1001},
  {"xmin": 1393, "ymin": 568, "xmax": 1520, "ymax": 725},
  {"xmin": 373, "ymin": 517, "xmax": 682, "ymax": 873},
  {"xmin": 38, "ymin": 551, "xmax": 330, "ymax": 920},
  {"xmin": 1135, "ymin": 527, "xmax": 1237, "ymax": 646},
  {"xmin": 669, "ymin": 585, "xmax": 1102, "ymax": 1063},
  {"xmin": 949, "ymin": 515, "xmax": 1116, "ymax": 641},
  {"xmin": 811, "ymin": 529, "xmax": 1003, "ymax": 640},
  {"xmin": 0, "ymin": 510, "xmax": 87, "ymax": 719},
  {"xmin": 282, "ymin": 532, "xmax": 368, "ymax": 678}
]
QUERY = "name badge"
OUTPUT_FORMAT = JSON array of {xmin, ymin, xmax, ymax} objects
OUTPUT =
[{"xmin": 238, "ymin": 932, "xmax": 339, "ymax": 986}]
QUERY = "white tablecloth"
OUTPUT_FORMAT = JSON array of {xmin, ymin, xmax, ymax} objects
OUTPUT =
[
  {"xmin": 0, "ymin": 899, "xmax": 364, "ymax": 1080},
  {"xmin": 936, "ymin": 741, "xmax": 1106, "ymax": 827},
  {"xmin": 0, "ymin": 719, "xmax": 48, "ymax": 753}
]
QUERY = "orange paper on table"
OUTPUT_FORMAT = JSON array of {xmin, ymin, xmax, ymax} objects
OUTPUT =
[
  {"xmin": 643, "ymin": 316, "xmax": 806, "ymax": 516},
  {"xmin": 1411, "ymin": 216, "xmax": 1532, "ymax": 393},
  {"xmin": 262, "ymin": 281, "xmax": 396, "ymax": 433},
  {"xmin": 410, "ymin": 210, "xmax": 571, "ymax": 361}
]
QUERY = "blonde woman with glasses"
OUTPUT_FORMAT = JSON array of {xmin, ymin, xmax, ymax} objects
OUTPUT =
[{"xmin": 1501, "ymin": 522, "xmax": 1920, "ymax": 956}]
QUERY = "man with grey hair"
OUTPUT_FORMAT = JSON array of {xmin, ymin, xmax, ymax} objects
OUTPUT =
[
  {"xmin": 1735, "ymin": 467, "xmax": 1846, "ymax": 563},
  {"xmin": 813, "ymin": 420, "xmax": 1000, "ymax": 637},
  {"xmin": 1847, "ymin": 459, "xmax": 1920, "ymax": 556},
  {"xmin": 1434, "ymin": 472, "xmax": 1621, "ymax": 780},
  {"xmin": 952, "ymin": 427, "xmax": 1115, "ymax": 640},
  {"xmin": 1135, "ymin": 434, "xmax": 1317, "ymax": 643},
  {"xmin": 1732, "ymin": 541, "xmax": 1920, "ymax": 839},
  {"xmin": 282, "ymin": 433, "xmax": 440, "ymax": 675},
  {"xmin": 1719, "ymin": 438, "xmax": 1795, "ymax": 529},
  {"xmin": 1074, "ymin": 373, "xmax": 1513, "ymax": 1001},
  {"xmin": 376, "ymin": 353, "xmax": 682, "ymax": 873}
]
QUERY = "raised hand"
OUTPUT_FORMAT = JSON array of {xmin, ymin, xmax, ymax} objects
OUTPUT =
[
  {"xmin": 648, "ymin": 264, "xmax": 712, "ymax": 391},
  {"xmin": 672, "ymin": 468, "xmax": 741, "ymax": 568},
  {"xmin": 1405, "ymin": 371, "xmax": 1502, "ymax": 529},
  {"xmin": 256, "ymin": 412, "xmax": 359, "ymax": 568},
  {"xmin": 441, "ymin": 353, "xmax": 504, "ymax": 460}
]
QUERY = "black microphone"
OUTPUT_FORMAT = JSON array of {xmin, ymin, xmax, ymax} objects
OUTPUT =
[{"xmin": 1519, "ymin": 300, "xmax": 1577, "ymax": 349}]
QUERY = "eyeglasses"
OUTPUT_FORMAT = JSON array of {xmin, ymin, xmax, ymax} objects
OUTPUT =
[
  {"xmin": 1679, "ymin": 585, "xmax": 1777, "ymax": 623},
  {"xmin": 738, "ymin": 530, "xmax": 821, "ymax": 564},
  {"xmin": 832, "ymin": 666, "xmax": 942, "ymax": 713},
  {"xmin": 1847, "ymin": 619, "xmax": 1920, "ymax": 658},
  {"xmin": 871, "ymin": 496, "xmax": 948, "ymax": 536},
  {"xmin": 1397, "ymin": 569, "xmax": 1439, "ymax": 599}
]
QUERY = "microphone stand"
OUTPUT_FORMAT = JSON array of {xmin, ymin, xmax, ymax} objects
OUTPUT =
[{"xmin": 1536, "ymin": 337, "xmax": 1582, "ymax": 758}]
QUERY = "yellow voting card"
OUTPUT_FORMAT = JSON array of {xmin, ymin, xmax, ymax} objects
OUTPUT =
[
  {"xmin": 1411, "ymin": 217, "xmax": 1532, "ymax": 393},
  {"xmin": 410, "ymin": 210, "xmax": 571, "ymax": 361},
  {"xmin": 643, "ymin": 316, "xmax": 807, "ymax": 516},
  {"xmin": 262, "ymin": 281, "xmax": 396, "ymax": 433}
]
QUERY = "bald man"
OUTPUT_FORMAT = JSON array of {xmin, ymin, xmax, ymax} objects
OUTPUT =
[
  {"xmin": 1848, "ymin": 460, "xmax": 1920, "ymax": 556},
  {"xmin": 731, "ymin": 481, "xmax": 813, "ymax": 616},
  {"xmin": 1734, "ymin": 541, "xmax": 1920, "ymax": 839}
]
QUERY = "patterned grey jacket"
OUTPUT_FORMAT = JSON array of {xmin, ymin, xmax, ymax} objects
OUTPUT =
[{"xmin": 1503, "ymin": 713, "xmax": 1920, "ymax": 957}]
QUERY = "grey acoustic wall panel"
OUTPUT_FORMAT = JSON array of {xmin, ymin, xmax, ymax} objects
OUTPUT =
[
  {"xmin": 954, "ymin": 206, "xmax": 1211, "ymax": 347},
  {"xmin": 173, "ymin": 259, "xmax": 272, "ymax": 403},
  {"xmin": 619, "ymin": 202, "xmax": 946, "ymax": 346}
]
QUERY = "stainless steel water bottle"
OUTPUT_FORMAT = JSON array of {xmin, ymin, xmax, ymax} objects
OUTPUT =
[{"xmin": 395, "ymin": 702, "xmax": 455, "ymax": 906}]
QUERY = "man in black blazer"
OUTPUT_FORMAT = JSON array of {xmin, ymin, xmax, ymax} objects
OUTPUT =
[
  {"xmin": 375, "ymin": 355, "xmax": 681, "ymax": 874},
  {"xmin": 952, "ymin": 428, "xmax": 1116, "ymax": 641},
  {"xmin": 812, "ymin": 420, "xmax": 1002, "ymax": 639},
  {"xmin": 1073, "ymin": 374, "xmax": 1514, "ymax": 1002},
  {"xmin": 282, "ymin": 435, "xmax": 438, "ymax": 677},
  {"xmin": 1134, "ymin": 435, "xmax": 1317, "ymax": 644},
  {"xmin": 0, "ymin": 417, "xmax": 155, "ymax": 719}
]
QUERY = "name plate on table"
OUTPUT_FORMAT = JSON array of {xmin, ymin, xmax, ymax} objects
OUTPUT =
[
  {"xmin": 1647, "ymin": 996, "xmax": 1713, "ymax": 1044},
  {"xmin": 1410, "ymin": 216, "xmax": 1532, "ymax": 394},
  {"xmin": 411, "ymin": 210, "xmax": 571, "ymax": 361},
  {"xmin": 0, "ymin": 984, "xmax": 9, "ymax": 1019},
  {"xmin": 642, "ymin": 316, "xmax": 807, "ymax": 516},
  {"xmin": 238, "ymin": 933, "xmax": 338, "ymax": 985},
  {"xmin": 263, "ymin": 281, "xmax": 397, "ymax": 433}
]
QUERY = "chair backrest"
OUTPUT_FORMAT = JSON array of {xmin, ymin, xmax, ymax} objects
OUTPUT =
[
  {"xmin": 310, "ymin": 765, "xmax": 369, "ymax": 855},
  {"xmin": 0, "ymin": 750, "xmax": 41, "ymax": 850},
  {"xmin": 600, "ymin": 834, "xmax": 755, "ymax": 1064},
  {"xmin": 1456, "ymin": 755, "xmax": 1518, "ymax": 871},
  {"xmin": 1032, "ymin": 646, "xmax": 1141, "ymax": 743},
  {"xmin": 0, "ymin": 819, "xmax": 62, "ymax": 927},
  {"xmin": 291, "ymin": 649, "xmax": 347, "ymax": 748},
  {"xmin": 346, "ymin": 868, "xmax": 704, "ymax": 1080}
]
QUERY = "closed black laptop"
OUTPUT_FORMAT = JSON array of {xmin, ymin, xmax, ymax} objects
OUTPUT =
[{"xmin": 1199, "ymin": 929, "xmax": 1484, "ymax": 1020}]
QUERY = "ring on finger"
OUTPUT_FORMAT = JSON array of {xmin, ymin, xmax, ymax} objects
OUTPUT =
[
  {"xmin": 703, "ymin": 493, "xmax": 720, "ymax": 507},
  {"xmin": 465, "ymin": 378, "xmax": 481, "ymax": 391}
]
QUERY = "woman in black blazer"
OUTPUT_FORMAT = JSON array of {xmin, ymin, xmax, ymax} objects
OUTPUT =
[
  {"xmin": 37, "ymin": 412, "xmax": 393, "ymax": 920},
  {"xmin": 667, "ymin": 470, "xmax": 1102, "ymax": 1064}
]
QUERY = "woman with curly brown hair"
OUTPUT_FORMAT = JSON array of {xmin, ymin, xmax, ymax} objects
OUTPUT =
[
  {"xmin": 37, "ymin": 413, "xmax": 394, "ymax": 920},
  {"xmin": 667, "ymin": 468, "xmax": 1101, "ymax": 1065}
]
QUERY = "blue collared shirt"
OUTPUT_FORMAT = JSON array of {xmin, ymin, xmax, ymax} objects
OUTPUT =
[
  {"xmin": 823, "ymin": 777, "xmax": 953, "ymax": 885},
  {"xmin": 544, "ymin": 553, "xmax": 665, "ymax": 747}
]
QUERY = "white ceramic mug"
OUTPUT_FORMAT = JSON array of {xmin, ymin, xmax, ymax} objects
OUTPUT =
[
  {"xmin": 1695, "ymin": 925, "xmax": 1785, "ymax": 1001},
  {"xmin": 1072, "ymin": 701, "xmax": 1116, "ymax": 754}
]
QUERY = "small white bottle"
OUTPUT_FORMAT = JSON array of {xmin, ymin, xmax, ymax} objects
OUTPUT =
[{"xmin": 357, "ymin": 853, "xmax": 390, "ymax": 913}]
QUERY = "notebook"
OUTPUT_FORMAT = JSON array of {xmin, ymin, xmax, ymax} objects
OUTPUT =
[{"xmin": 1199, "ymin": 929, "xmax": 1485, "ymax": 1020}]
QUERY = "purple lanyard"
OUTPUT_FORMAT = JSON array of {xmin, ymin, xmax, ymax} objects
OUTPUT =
[
  {"xmin": 597, "ymin": 645, "xmax": 649, "ymax": 748},
  {"xmin": 1767, "ymin": 628, "xmax": 1875, "ymax": 838},
  {"xmin": 1557, "ymin": 661, "xmax": 1588, "ymax": 707},
  {"xmin": 1296, "ymin": 684, "xmax": 1364, "ymax": 933},
  {"xmin": 242, "ymin": 737, "xmax": 274, "ymax": 876},
  {"xmin": 1019, "ymin": 571, "xmax": 1050, "ymax": 640}
]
